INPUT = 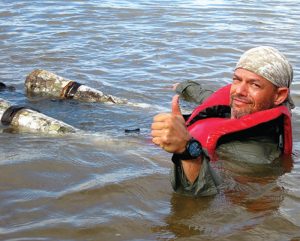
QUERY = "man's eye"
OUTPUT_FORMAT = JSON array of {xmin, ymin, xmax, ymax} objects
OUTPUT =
[{"xmin": 252, "ymin": 83, "xmax": 261, "ymax": 88}]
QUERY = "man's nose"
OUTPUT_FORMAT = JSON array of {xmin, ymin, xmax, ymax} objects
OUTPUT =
[{"xmin": 235, "ymin": 81, "xmax": 248, "ymax": 96}]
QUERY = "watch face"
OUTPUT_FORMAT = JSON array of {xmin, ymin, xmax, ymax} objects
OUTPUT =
[{"xmin": 188, "ymin": 140, "xmax": 202, "ymax": 157}]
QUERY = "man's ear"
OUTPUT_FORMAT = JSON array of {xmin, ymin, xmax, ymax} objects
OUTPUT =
[{"xmin": 274, "ymin": 87, "xmax": 289, "ymax": 106}]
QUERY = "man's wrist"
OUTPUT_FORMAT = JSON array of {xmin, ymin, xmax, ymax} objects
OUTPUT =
[{"xmin": 174, "ymin": 138, "xmax": 202, "ymax": 160}]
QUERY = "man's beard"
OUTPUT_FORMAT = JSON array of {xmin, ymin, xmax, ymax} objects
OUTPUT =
[
  {"xmin": 230, "ymin": 94, "xmax": 275, "ymax": 119},
  {"xmin": 230, "ymin": 107, "xmax": 252, "ymax": 119}
]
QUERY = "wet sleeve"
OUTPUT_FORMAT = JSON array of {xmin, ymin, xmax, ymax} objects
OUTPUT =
[
  {"xmin": 170, "ymin": 155, "xmax": 221, "ymax": 197},
  {"xmin": 174, "ymin": 80, "xmax": 214, "ymax": 104},
  {"xmin": 216, "ymin": 137, "xmax": 281, "ymax": 164}
]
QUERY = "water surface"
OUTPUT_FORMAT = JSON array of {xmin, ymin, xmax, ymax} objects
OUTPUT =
[{"xmin": 0, "ymin": 1, "xmax": 300, "ymax": 240}]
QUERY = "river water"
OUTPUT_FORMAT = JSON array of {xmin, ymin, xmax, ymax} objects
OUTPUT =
[{"xmin": 0, "ymin": 1, "xmax": 300, "ymax": 240}]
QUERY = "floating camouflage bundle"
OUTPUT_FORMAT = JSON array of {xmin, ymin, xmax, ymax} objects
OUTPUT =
[
  {"xmin": 0, "ymin": 98, "xmax": 77, "ymax": 134},
  {"xmin": 0, "ymin": 82, "xmax": 15, "ymax": 91},
  {"xmin": 25, "ymin": 69, "xmax": 128, "ymax": 104}
]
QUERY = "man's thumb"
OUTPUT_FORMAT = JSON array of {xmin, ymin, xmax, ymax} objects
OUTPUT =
[{"xmin": 172, "ymin": 95, "xmax": 182, "ymax": 116}]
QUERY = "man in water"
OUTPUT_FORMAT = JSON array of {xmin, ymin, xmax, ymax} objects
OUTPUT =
[{"xmin": 151, "ymin": 46, "xmax": 294, "ymax": 196}]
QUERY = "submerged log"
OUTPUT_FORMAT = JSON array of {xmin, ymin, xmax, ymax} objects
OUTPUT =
[
  {"xmin": 25, "ymin": 69, "xmax": 128, "ymax": 104},
  {"xmin": 0, "ymin": 98, "xmax": 77, "ymax": 134}
]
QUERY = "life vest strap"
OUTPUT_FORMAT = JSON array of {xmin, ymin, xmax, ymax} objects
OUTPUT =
[{"xmin": 187, "ymin": 105, "xmax": 231, "ymax": 127}]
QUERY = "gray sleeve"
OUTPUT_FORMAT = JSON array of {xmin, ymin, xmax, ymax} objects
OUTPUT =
[
  {"xmin": 169, "ymin": 137, "xmax": 281, "ymax": 197},
  {"xmin": 175, "ymin": 80, "xmax": 214, "ymax": 104},
  {"xmin": 170, "ymin": 155, "xmax": 221, "ymax": 196}
]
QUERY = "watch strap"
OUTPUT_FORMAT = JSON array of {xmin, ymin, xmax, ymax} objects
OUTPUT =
[{"xmin": 173, "ymin": 138, "xmax": 202, "ymax": 160}]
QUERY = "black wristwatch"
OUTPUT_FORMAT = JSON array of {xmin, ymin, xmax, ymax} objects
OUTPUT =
[{"xmin": 174, "ymin": 138, "xmax": 202, "ymax": 160}]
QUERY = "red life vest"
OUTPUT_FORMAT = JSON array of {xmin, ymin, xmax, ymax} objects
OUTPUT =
[{"xmin": 186, "ymin": 84, "xmax": 293, "ymax": 159}]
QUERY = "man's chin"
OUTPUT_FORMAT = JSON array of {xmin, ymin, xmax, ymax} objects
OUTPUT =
[{"xmin": 231, "ymin": 107, "xmax": 251, "ymax": 119}]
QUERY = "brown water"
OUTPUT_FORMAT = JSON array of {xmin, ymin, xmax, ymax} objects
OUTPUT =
[{"xmin": 0, "ymin": 1, "xmax": 300, "ymax": 240}]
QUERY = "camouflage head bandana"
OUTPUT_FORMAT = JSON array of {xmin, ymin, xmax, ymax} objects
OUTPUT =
[{"xmin": 235, "ymin": 46, "xmax": 294, "ymax": 110}]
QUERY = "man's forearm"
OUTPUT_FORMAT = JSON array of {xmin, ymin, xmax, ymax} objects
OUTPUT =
[
  {"xmin": 170, "ymin": 155, "xmax": 220, "ymax": 196},
  {"xmin": 181, "ymin": 156, "xmax": 203, "ymax": 184}
]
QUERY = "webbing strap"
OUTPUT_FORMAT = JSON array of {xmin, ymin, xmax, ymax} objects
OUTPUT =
[
  {"xmin": 64, "ymin": 81, "xmax": 82, "ymax": 99},
  {"xmin": 187, "ymin": 105, "xmax": 231, "ymax": 127},
  {"xmin": 1, "ymin": 105, "xmax": 26, "ymax": 126}
]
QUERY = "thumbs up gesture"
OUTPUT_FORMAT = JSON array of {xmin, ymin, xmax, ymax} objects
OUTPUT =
[{"xmin": 151, "ymin": 95, "xmax": 191, "ymax": 153}]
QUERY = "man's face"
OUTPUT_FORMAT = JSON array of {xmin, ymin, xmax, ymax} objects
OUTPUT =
[{"xmin": 230, "ymin": 68, "xmax": 278, "ymax": 119}]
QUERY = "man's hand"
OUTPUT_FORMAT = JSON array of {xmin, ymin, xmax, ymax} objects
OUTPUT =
[
  {"xmin": 151, "ymin": 95, "xmax": 191, "ymax": 153},
  {"xmin": 172, "ymin": 83, "xmax": 179, "ymax": 91},
  {"xmin": 152, "ymin": 95, "xmax": 203, "ymax": 184}
]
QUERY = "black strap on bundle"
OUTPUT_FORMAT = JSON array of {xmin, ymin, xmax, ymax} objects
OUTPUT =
[
  {"xmin": 1, "ymin": 105, "xmax": 26, "ymax": 126},
  {"xmin": 64, "ymin": 81, "xmax": 82, "ymax": 99}
]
